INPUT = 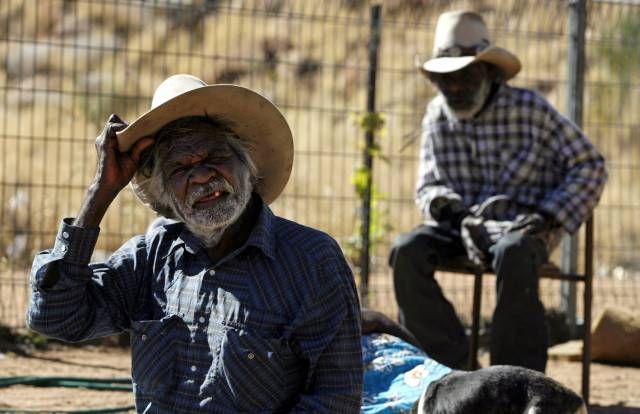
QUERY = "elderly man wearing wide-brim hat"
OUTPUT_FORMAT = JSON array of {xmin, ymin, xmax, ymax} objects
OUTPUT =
[
  {"xmin": 27, "ymin": 75, "xmax": 363, "ymax": 412},
  {"xmin": 390, "ymin": 10, "xmax": 607, "ymax": 372}
]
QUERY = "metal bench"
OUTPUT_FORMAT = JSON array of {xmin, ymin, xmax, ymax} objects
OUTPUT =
[{"xmin": 437, "ymin": 217, "xmax": 594, "ymax": 404}]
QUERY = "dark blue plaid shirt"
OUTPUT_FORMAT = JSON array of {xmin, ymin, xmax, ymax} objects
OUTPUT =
[{"xmin": 27, "ymin": 200, "xmax": 363, "ymax": 413}]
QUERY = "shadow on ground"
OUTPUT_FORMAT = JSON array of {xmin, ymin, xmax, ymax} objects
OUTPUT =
[{"xmin": 590, "ymin": 405, "xmax": 640, "ymax": 414}]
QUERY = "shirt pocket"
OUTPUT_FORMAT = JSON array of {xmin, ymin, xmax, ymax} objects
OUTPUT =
[
  {"xmin": 130, "ymin": 314, "xmax": 187, "ymax": 395},
  {"xmin": 205, "ymin": 313, "xmax": 302, "ymax": 411},
  {"xmin": 499, "ymin": 140, "xmax": 541, "ymax": 186}
]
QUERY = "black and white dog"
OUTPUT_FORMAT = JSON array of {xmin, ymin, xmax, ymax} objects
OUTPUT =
[{"xmin": 361, "ymin": 309, "xmax": 587, "ymax": 414}]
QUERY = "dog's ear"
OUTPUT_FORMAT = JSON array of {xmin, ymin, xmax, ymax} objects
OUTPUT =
[
  {"xmin": 573, "ymin": 403, "xmax": 588, "ymax": 414},
  {"xmin": 414, "ymin": 377, "xmax": 452, "ymax": 414}
]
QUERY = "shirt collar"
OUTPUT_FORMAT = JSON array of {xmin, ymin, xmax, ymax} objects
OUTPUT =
[
  {"xmin": 243, "ymin": 197, "xmax": 277, "ymax": 260},
  {"xmin": 174, "ymin": 195, "xmax": 277, "ymax": 260}
]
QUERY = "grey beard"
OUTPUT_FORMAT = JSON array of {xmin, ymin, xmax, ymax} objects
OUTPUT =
[
  {"xmin": 444, "ymin": 78, "xmax": 492, "ymax": 120},
  {"xmin": 169, "ymin": 173, "xmax": 253, "ymax": 247}
]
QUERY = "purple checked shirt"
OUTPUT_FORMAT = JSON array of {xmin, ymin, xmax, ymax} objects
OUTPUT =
[
  {"xmin": 27, "ymin": 199, "xmax": 363, "ymax": 413},
  {"xmin": 417, "ymin": 84, "xmax": 607, "ymax": 248}
]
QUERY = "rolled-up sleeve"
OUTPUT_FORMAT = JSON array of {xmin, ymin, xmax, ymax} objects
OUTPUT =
[
  {"xmin": 415, "ymin": 118, "xmax": 464, "ymax": 221},
  {"xmin": 27, "ymin": 218, "xmax": 146, "ymax": 342},
  {"xmin": 290, "ymin": 240, "xmax": 363, "ymax": 413}
]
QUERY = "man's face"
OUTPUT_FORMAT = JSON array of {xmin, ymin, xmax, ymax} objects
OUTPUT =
[
  {"xmin": 161, "ymin": 124, "xmax": 253, "ymax": 231},
  {"xmin": 428, "ymin": 62, "xmax": 491, "ymax": 113}
]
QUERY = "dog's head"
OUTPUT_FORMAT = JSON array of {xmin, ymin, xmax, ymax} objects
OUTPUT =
[{"xmin": 415, "ymin": 365, "xmax": 585, "ymax": 414}]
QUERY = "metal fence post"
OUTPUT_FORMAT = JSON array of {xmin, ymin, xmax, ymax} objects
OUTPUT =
[
  {"xmin": 360, "ymin": 4, "xmax": 382, "ymax": 307},
  {"xmin": 562, "ymin": 0, "xmax": 587, "ymax": 334}
]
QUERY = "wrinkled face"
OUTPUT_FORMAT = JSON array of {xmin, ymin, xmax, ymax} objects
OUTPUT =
[
  {"xmin": 161, "ymin": 124, "xmax": 253, "ymax": 231},
  {"xmin": 428, "ymin": 62, "xmax": 492, "ymax": 117}
]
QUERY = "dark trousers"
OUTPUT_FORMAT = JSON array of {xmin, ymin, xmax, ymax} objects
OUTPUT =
[{"xmin": 389, "ymin": 224, "xmax": 549, "ymax": 372}]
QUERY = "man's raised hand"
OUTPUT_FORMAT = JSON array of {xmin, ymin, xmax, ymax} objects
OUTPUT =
[
  {"xmin": 73, "ymin": 115, "xmax": 155, "ymax": 228},
  {"xmin": 93, "ymin": 114, "xmax": 155, "ymax": 197}
]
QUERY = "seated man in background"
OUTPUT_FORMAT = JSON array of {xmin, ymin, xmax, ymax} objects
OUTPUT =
[
  {"xmin": 390, "ymin": 10, "xmax": 607, "ymax": 372},
  {"xmin": 27, "ymin": 74, "xmax": 363, "ymax": 412}
]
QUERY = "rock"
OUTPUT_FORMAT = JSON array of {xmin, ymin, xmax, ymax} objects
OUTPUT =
[
  {"xmin": 591, "ymin": 306, "xmax": 640, "ymax": 366},
  {"xmin": 548, "ymin": 340, "xmax": 582, "ymax": 362}
]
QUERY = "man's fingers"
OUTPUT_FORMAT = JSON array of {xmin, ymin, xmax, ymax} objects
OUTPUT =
[
  {"xmin": 508, "ymin": 215, "xmax": 545, "ymax": 235},
  {"xmin": 97, "ymin": 119, "xmax": 128, "ymax": 151},
  {"xmin": 104, "ymin": 115, "xmax": 128, "ymax": 138},
  {"xmin": 522, "ymin": 224, "xmax": 543, "ymax": 235},
  {"xmin": 508, "ymin": 222, "xmax": 527, "ymax": 231},
  {"xmin": 110, "ymin": 122, "xmax": 127, "ymax": 132},
  {"xmin": 108, "ymin": 113, "xmax": 125, "ymax": 124},
  {"xmin": 106, "ymin": 120, "xmax": 127, "ymax": 138},
  {"xmin": 129, "ymin": 137, "xmax": 155, "ymax": 165}
]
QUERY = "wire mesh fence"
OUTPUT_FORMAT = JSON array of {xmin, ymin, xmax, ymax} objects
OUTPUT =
[{"xmin": 0, "ymin": 0, "xmax": 638, "ymax": 329}]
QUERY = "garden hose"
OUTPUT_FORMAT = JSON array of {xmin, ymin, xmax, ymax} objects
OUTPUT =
[{"xmin": 0, "ymin": 376, "xmax": 134, "ymax": 413}]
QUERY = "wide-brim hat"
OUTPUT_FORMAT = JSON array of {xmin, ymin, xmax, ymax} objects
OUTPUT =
[
  {"xmin": 116, "ymin": 74, "xmax": 293, "ymax": 214},
  {"xmin": 418, "ymin": 10, "xmax": 521, "ymax": 80}
]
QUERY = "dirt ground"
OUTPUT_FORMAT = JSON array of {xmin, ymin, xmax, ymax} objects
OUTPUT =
[
  {"xmin": 0, "ymin": 345, "xmax": 134, "ymax": 412},
  {"xmin": 0, "ymin": 344, "xmax": 639, "ymax": 413}
]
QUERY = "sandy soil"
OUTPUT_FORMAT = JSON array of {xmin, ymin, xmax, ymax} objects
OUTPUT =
[
  {"xmin": 0, "ymin": 345, "xmax": 134, "ymax": 412},
  {"xmin": 0, "ymin": 345, "xmax": 638, "ymax": 413}
]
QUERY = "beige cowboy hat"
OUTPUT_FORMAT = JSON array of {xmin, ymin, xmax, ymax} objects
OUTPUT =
[
  {"xmin": 116, "ymin": 74, "xmax": 293, "ymax": 214},
  {"xmin": 418, "ymin": 10, "xmax": 521, "ymax": 80}
]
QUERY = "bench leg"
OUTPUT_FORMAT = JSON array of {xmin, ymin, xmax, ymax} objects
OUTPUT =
[
  {"xmin": 582, "ymin": 271, "xmax": 592, "ymax": 404},
  {"xmin": 469, "ymin": 271, "xmax": 483, "ymax": 370},
  {"xmin": 581, "ymin": 217, "xmax": 594, "ymax": 405}
]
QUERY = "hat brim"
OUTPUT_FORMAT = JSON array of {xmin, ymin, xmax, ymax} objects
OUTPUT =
[
  {"xmin": 116, "ymin": 84, "xmax": 293, "ymax": 210},
  {"xmin": 419, "ymin": 46, "xmax": 521, "ymax": 80}
]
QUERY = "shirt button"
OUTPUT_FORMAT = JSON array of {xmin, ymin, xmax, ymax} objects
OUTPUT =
[
  {"xmin": 208, "ymin": 269, "xmax": 215, "ymax": 276},
  {"xmin": 60, "ymin": 245, "xmax": 67, "ymax": 252},
  {"xmin": 190, "ymin": 365, "xmax": 197, "ymax": 372},
  {"xmin": 141, "ymin": 334, "xmax": 147, "ymax": 341},
  {"xmin": 62, "ymin": 231, "xmax": 69, "ymax": 239},
  {"xmin": 247, "ymin": 352, "xmax": 255, "ymax": 360},
  {"xmin": 198, "ymin": 316, "xmax": 206, "ymax": 323}
]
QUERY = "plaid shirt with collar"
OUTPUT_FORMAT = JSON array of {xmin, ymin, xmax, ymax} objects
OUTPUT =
[
  {"xmin": 416, "ymin": 83, "xmax": 607, "ymax": 246},
  {"xmin": 27, "ymin": 198, "xmax": 363, "ymax": 413}
]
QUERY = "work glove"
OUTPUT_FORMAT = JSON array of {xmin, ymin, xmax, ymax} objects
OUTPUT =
[
  {"xmin": 460, "ymin": 215, "xmax": 493, "ymax": 266},
  {"xmin": 430, "ymin": 197, "xmax": 469, "ymax": 229},
  {"xmin": 507, "ymin": 213, "xmax": 557, "ymax": 236}
]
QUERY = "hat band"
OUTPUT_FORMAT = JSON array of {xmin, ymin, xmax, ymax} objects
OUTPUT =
[{"xmin": 435, "ymin": 39, "xmax": 490, "ymax": 58}]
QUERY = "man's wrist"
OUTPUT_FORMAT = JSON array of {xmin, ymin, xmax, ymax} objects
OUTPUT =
[
  {"xmin": 443, "ymin": 201, "xmax": 469, "ymax": 229},
  {"xmin": 538, "ymin": 211, "xmax": 559, "ymax": 230},
  {"xmin": 451, "ymin": 211, "xmax": 469, "ymax": 230},
  {"xmin": 73, "ymin": 183, "xmax": 118, "ymax": 228},
  {"xmin": 429, "ymin": 197, "xmax": 468, "ymax": 226},
  {"xmin": 540, "ymin": 210, "xmax": 556, "ymax": 221}
]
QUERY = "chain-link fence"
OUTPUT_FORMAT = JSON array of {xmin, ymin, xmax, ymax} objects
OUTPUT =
[{"xmin": 1, "ymin": 0, "xmax": 638, "ymax": 330}]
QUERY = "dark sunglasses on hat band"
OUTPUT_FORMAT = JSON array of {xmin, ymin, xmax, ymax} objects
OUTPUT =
[{"xmin": 435, "ymin": 39, "xmax": 490, "ymax": 58}]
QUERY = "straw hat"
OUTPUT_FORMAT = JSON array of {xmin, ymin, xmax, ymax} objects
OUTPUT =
[
  {"xmin": 116, "ymin": 74, "xmax": 293, "ymax": 214},
  {"xmin": 418, "ymin": 10, "xmax": 521, "ymax": 80}
]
